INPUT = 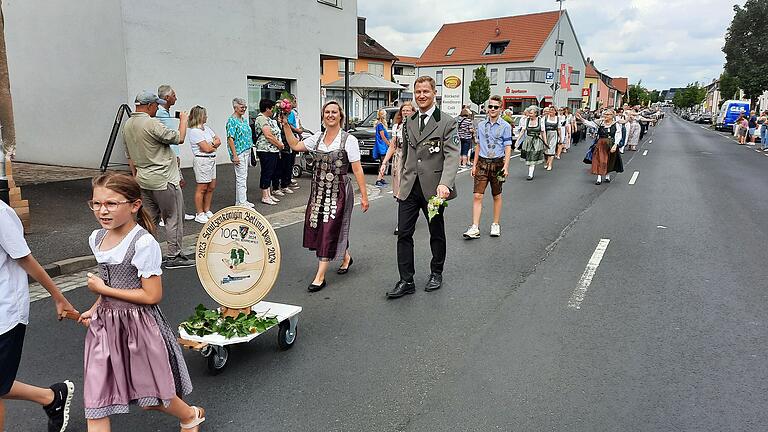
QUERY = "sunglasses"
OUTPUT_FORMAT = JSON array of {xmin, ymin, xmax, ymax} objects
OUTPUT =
[{"xmin": 488, "ymin": 105, "xmax": 501, "ymax": 110}]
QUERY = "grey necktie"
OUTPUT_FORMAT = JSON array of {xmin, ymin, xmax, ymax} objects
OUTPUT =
[{"xmin": 420, "ymin": 114, "xmax": 428, "ymax": 132}]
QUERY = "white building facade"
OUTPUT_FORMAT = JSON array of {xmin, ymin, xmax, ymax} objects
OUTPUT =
[
  {"xmin": 4, "ymin": 0, "xmax": 357, "ymax": 169},
  {"xmin": 393, "ymin": 57, "xmax": 418, "ymax": 102},
  {"xmin": 417, "ymin": 11, "xmax": 586, "ymax": 114}
]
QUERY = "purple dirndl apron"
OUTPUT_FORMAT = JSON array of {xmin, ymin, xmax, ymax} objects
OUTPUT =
[{"xmin": 303, "ymin": 133, "xmax": 354, "ymax": 261}]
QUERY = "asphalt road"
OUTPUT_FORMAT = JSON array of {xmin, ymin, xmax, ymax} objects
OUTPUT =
[{"xmin": 9, "ymin": 114, "xmax": 768, "ymax": 431}]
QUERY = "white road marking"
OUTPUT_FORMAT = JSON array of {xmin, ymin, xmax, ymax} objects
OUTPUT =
[
  {"xmin": 642, "ymin": 150, "xmax": 648, "ymax": 156},
  {"xmin": 628, "ymin": 171, "xmax": 640, "ymax": 185},
  {"xmin": 387, "ymin": 191, "xmax": 393, "ymax": 194},
  {"xmin": 657, "ymin": 225, "xmax": 668, "ymax": 229},
  {"xmin": 567, "ymin": 239, "xmax": 611, "ymax": 310}
]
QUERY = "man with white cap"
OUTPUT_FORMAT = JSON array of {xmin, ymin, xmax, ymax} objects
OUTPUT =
[{"xmin": 123, "ymin": 90, "xmax": 194, "ymax": 269}]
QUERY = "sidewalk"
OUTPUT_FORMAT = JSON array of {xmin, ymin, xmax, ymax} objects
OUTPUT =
[{"xmin": 18, "ymin": 162, "xmax": 382, "ymax": 271}]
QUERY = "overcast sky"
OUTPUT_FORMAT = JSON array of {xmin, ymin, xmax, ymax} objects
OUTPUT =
[{"xmin": 359, "ymin": 0, "xmax": 737, "ymax": 91}]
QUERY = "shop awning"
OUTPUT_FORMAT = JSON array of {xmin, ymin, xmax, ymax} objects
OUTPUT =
[{"xmin": 324, "ymin": 72, "xmax": 406, "ymax": 92}]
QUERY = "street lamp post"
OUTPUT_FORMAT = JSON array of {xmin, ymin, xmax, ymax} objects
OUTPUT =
[{"xmin": 551, "ymin": 0, "xmax": 564, "ymax": 106}]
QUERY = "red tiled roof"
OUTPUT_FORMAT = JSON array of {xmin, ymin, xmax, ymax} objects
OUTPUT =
[
  {"xmin": 613, "ymin": 77, "xmax": 628, "ymax": 94},
  {"xmin": 416, "ymin": 11, "xmax": 561, "ymax": 67},
  {"xmin": 396, "ymin": 55, "xmax": 420, "ymax": 64},
  {"xmin": 585, "ymin": 62, "xmax": 599, "ymax": 78}
]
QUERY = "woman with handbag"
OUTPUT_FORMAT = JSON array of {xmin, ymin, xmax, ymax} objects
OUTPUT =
[{"xmin": 577, "ymin": 109, "xmax": 624, "ymax": 185}]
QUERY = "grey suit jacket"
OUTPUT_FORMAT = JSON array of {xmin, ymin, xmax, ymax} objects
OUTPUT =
[{"xmin": 399, "ymin": 107, "xmax": 460, "ymax": 201}]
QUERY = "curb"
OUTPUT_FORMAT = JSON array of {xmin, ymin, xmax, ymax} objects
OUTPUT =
[{"xmin": 34, "ymin": 183, "xmax": 382, "ymax": 281}]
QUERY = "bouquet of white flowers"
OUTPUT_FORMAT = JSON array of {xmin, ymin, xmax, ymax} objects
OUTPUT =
[{"xmin": 427, "ymin": 195, "xmax": 447, "ymax": 222}]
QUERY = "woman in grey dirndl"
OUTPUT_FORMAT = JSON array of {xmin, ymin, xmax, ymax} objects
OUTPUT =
[
  {"xmin": 517, "ymin": 105, "xmax": 548, "ymax": 180},
  {"xmin": 543, "ymin": 107, "xmax": 561, "ymax": 171},
  {"xmin": 282, "ymin": 101, "xmax": 369, "ymax": 292}
]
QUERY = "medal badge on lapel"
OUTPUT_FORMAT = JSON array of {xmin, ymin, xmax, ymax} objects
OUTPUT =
[{"xmin": 427, "ymin": 138, "xmax": 441, "ymax": 154}]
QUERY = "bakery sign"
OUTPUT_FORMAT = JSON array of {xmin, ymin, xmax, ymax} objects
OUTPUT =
[
  {"xmin": 196, "ymin": 207, "xmax": 282, "ymax": 308},
  {"xmin": 441, "ymin": 68, "xmax": 464, "ymax": 117}
]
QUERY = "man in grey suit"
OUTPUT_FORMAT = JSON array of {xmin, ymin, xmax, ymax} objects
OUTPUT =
[{"xmin": 387, "ymin": 76, "xmax": 460, "ymax": 299}]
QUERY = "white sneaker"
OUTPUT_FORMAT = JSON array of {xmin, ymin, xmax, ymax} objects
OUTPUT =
[
  {"xmin": 184, "ymin": 214, "xmax": 195, "ymax": 221},
  {"xmin": 159, "ymin": 220, "xmax": 165, "ymax": 227},
  {"xmin": 281, "ymin": 187, "xmax": 294, "ymax": 194},
  {"xmin": 205, "ymin": 210, "xmax": 214, "ymax": 218},
  {"xmin": 490, "ymin": 223, "xmax": 501, "ymax": 237},
  {"xmin": 269, "ymin": 195, "xmax": 280, "ymax": 202},
  {"xmin": 261, "ymin": 197, "xmax": 278, "ymax": 206},
  {"xmin": 273, "ymin": 189, "xmax": 285, "ymax": 197},
  {"xmin": 237, "ymin": 202, "xmax": 255, "ymax": 209},
  {"xmin": 463, "ymin": 225, "xmax": 480, "ymax": 239},
  {"xmin": 194, "ymin": 213, "xmax": 209, "ymax": 224}
]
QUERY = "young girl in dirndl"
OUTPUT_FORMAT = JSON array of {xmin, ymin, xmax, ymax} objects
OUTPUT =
[{"xmin": 79, "ymin": 173, "xmax": 205, "ymax": 431}]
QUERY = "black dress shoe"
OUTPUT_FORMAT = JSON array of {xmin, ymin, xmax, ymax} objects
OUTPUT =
[
  {"xmin": 526, "ymin": 175, "xmax": 533, "ymax": 181},
  {"xmin": 337, "ymin": 258, "xmax": 354, "ymax": 275},
  {"xmin": 308, "ymin": 280, "xmax": 326, "ymax": 292},
  {"xmin": 604, "ymin": 177, "xmax": 611, "ymax": 183},
  {"xmin": 386, "ymin": 280, "xmax": 415, "ymax": 299},
  {"xmin": 424, "ymin": 273, "xmax": 442, "ymax": 292},
  {"xmin": 595, "ymin": 180, "xmax": 602, "ymax": 185},
  {"xmin": 393, "ymin": 228, "xmax": 399, "ymax": 236}
]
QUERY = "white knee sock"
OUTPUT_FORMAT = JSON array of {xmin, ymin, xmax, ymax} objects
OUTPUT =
[
  {"xmin": 528, "ymin": 166, "xmax": 535, "ymax": 177},
  {"xmin": 606, "ymin": 174, "xmax": 611, "ymax": 181}
]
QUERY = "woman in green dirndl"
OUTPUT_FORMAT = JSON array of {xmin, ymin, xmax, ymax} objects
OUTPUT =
[{"xmin": 517, "ymin": 105, "xmax": 548, "ymax": 180}]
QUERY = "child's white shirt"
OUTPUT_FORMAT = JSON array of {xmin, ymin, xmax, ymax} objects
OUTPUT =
[
  {"xmin": 0, "ymin": 201, "xmax": 32, "ymax": 335},
  {"xmin": 89, "ymin": 224, "xmax": 163, "ymax": 279}
]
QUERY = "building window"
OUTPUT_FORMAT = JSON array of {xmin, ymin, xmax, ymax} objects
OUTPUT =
[
  {"xmin": 446, "ymin": 47, "xmax": 456, "ymax": 56},
  {"xmin": 338, "ymin": 60, "xmax": 356, "ymax": 75},
  {"xmin": 556, "ymin": 40, "xmax": 564, "ymax": 56},
  {"xmin": 569, "ymin": 70, "xmax": 580, "ymax": 86},
  {"xmin": 368, "ymin": 62, "xmax": 385, "ymax": 77},
  {"xmin": 484, "ymin": 41, "xmax": 510, "ymax": 55},
  {"xmin": 533, "ymin": 69, "xmax": 548, "ymax": 83},
  {"xmin": 490, "ymin": 68, "xmax": 498, "ymax": 85},
  {"xmin": 317, "ymin": 0, "xmax": 342, "ymax": 8},
  {"xmin": 394, "ymin": 66, "xmax": 404, "ymax": 75},
  {"xmin": 505, "ymin": 68, "xmax": 531, "ymax": 83},
  {"xmin": 436, "ymin": 70, "xmax": 443, "ymax": 87}
]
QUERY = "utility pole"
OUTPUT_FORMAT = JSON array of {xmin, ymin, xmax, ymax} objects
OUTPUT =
[{"xmin": 551, "ymin": 0, "xmax": 564, "ymax": 107}]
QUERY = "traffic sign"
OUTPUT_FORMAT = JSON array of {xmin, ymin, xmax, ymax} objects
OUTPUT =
[{"xmin": 545, "ymin": 71, "xmax": 555, "ymax": 84}]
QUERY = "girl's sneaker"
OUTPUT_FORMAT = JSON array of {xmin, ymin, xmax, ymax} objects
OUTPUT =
[
  {"xmin": 194, "ymin": 213, "xmax": 209, "ymax": 224},
  {"xmin": 281, "ymin": 187, "xmax": 294, "ymax": 194},
  {"xmin": 205, "ymin": 210, "xmax": 214, "ymax": 218},
  {"xmin": 261, "ymin": 197, "xmax": 278, "ymax": 205},
  {"xmin": 273, "ymin": 189, "xmax": 286, "ymax": 197}
]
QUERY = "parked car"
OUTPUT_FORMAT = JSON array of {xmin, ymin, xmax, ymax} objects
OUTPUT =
[
  {"xmin": 697, "ymin": 113, "xmax": 713, "ymax": 124},
  {"xmin": 349, "ymin": 107, "xmax": 399, "ymax": 167}
]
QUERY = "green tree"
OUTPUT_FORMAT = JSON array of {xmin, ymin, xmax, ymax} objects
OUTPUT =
[
  {"xmin": 718, "ymin": 71, "xmax": 740, "ymax": 100},
  {"xmin": 649, "ymin": 90, "xmax": 661, "ymax": 104},
  {"xmin": 673, "ymin": 83, "xmax": 707, "ymax": 109},
  {"xmin": 469, "ymin": 65, "xmax": 491, "ymax": 111},
  {"xmin": 722, "ymin": 0, "xmax": 768, "ymax": 102},
  {"xmin": 627, "ymin": 81, "xmax": 650, "ymax": 106}
]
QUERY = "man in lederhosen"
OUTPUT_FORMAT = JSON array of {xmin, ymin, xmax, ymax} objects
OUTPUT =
[{"xmin": 387, "ymin": 76, "xmax": 460, "ymax": 299}]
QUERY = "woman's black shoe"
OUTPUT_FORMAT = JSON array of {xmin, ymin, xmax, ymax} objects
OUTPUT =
[
  {"xmin": 526, "ymin": 176, "xmax": 533, "ymax": 181},
  {"xmin": 393, "ymin": 228, "xmax": 399, "ymax": 235},
  {"xmin": 595, "ymin": 180, "xmax": 602, "ymax": 185},
  {"xmin": 337, "ymin": 258, "xmax": 354, "ymax": 275},
  {"xmin": 308, "ymin": 280, "xmax": 326, "ymax": 292}
]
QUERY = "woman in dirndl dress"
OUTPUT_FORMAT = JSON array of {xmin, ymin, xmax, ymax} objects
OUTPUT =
[
  {"xmin": 578, "ymin": 109, "xmax": 624, "ymax": 185},
  {"xmin": 517, "ymin": 105, "xmax": 548, "ymax": 181},
  {"xmin": 378, "ymin": 101, "xmax": 415, "ymax": 235},
  {"xmin": 543, "ymin": 107, "xmax": 561, "ymax": 171},
  {"xmin": 281, "ymin": 101, "xmax": 369, "ymax": 292}
]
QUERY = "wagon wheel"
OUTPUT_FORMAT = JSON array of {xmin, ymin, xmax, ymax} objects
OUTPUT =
[
  {"xmin": 206, "ymin": 345, "xmax": 230, "ymax": 375},
  {"xmin": 292, "ymin": 165, "xmax": 302, "ymax": 178},
  {"xmin": 277, "ymin": 320, "xmax": 297, "ymax": 350}
]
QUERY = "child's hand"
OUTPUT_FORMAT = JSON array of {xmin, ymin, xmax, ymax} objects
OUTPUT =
[
  {"xmin": 87, "ymin": 273, "xmax": 107, "ymax": 295},
  {"xmin": 54, "ymin": 298, "xmax": 79, "ymax": 321},
  {"xmin": 78, "ymin": 309, "xmax": 94, "ymax": 327}
]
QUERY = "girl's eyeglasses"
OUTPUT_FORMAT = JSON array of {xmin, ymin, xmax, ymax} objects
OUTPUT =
[{"xmin": 87, "ymin": 200, "xmax": 134, "ymax": 211}]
